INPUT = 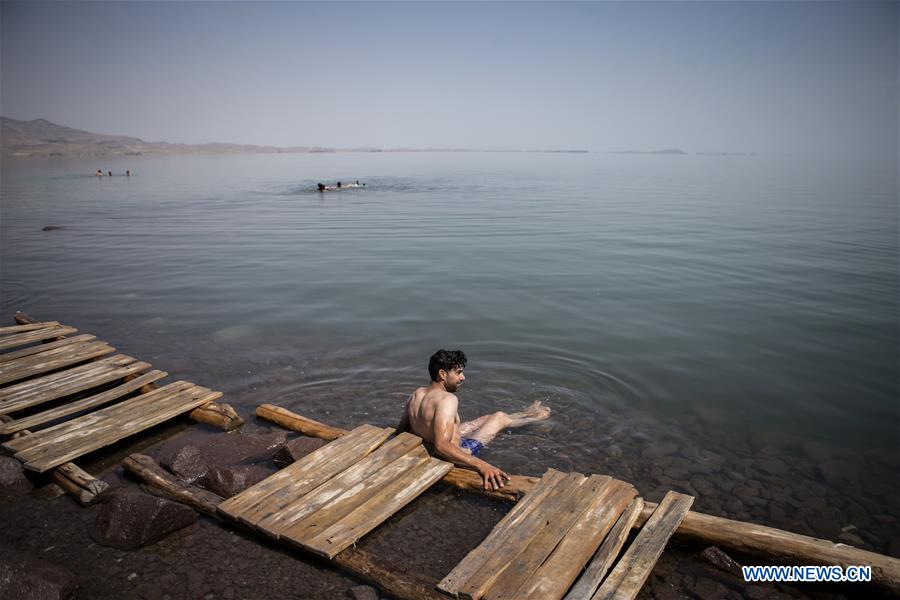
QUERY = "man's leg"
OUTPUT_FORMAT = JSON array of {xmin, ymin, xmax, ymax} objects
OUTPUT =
[{"xmin": 460, "ymin": 401, "xmax": 551, "ymax": 445}]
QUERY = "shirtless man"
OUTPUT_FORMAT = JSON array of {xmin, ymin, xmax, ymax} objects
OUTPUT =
[{"xmin": 398, "ymin": 349, "xmax": 551, "ymax": 491}]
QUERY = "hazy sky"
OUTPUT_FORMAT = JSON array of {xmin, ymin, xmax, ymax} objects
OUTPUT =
[{"xmin": 1, "ymin": 1, "xmax": 897, "ymax": 156}]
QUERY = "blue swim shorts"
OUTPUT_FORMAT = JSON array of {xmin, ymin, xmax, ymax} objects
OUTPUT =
[{"xmin": 460, "ymin": 437, "xmax": 484, "ymax": 457}]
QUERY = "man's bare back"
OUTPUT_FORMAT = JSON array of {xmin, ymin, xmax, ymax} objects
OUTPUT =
[{"xmin": 398, "ymin": 350, "xmax": 551, "ymax": 491}]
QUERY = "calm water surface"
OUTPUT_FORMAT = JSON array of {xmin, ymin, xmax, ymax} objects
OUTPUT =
[{"xmin": 1, "ymin": 152, "xmax": 898, "ymax": 551}]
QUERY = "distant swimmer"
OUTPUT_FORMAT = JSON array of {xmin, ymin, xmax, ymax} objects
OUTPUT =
[
  {"xmin": 317, "ymin": 183, "xmax": 326, "ymax": 192},
  {"xmin": 108, "ymin": 171, "xmax": 113, "ymax": 177},
  {"xmin": 126, "ymin": 170, "xmax": 131, "ymax": 176},
  {"xmin": 317, "ymin": 181, "xmax": 365, "ymax": 191},
  {"xmin": 96, "ymin": 169, "xmax": 103, "ymax": 177}
]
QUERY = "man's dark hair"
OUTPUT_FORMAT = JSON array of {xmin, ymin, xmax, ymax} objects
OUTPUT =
[{"xmin": 428, "ymin": 349, "xmax": 467, "ymax": 382}]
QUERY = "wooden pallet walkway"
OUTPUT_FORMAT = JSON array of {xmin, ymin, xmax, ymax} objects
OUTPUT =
[
  {"xmin": 218, "ymin": 424, "xmax": 453, "ymax": 559},
  {"xmin": 438, "ymin": 469, "xmax": 692, "ymax": 600},
  {"xmin": 0, "ymin": 317, "xmax": 238, "ymax": 495}
]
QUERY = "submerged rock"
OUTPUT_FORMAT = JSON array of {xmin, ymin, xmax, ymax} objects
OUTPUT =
[
  {"xmin": 273, "ymin": 436, "xmax": 327, "ymax": 466},
  {"xmin": 199, "ymin": 465, "xmax": 270, "ymax": 498},
  {"xmin": 91, "ymin": 488, "xmax": 196, "ymax": 550},
  {"xmin": 0, "ymin": 457, "xmax": 28, "ymax": 490},
  {"xmin": 160, "ymin": 444, "xmax": 208, "ymax": 483},
  {"xmin": 817, "ymin": 459, "xmax": 859, "ymax": 486},
  {"xmin": 0, "ymin": 544, "xmax": 78, "ymax": 600},
  {"xmin": 347, "ymin": 584, "xmax": 379, "ymax": 600}
]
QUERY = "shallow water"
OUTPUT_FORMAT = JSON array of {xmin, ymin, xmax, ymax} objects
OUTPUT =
[{"xmin": 2, "ymin": 152, "xmax": 898, "ymax": 557}]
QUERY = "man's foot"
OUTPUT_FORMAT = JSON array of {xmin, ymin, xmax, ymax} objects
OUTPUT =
[{"xmin": 523, "ymin": 400, "xmax": 552, "ymax": 421}]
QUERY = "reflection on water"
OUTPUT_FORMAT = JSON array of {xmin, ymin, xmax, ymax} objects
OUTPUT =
[{"xmin": 1, "ymin": 152, "xmax": 898, "ymax": 553}]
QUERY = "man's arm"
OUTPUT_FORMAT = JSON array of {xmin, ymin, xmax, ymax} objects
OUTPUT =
[
  {"xmin": 431, "ymin": 395, "xmax": 509, "ymax": 491},
  {"xmin": 396, "ymin": 395, "xmax": 412, "ymax": 434}
]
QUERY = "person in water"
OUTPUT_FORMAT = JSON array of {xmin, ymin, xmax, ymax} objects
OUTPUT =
[
  {"xmin": 317, "ymin": 183, "xmax": 326, "ymax": 192},
  {"xmin": 398, "ymin": 349, "xmax": 551, "ymax": 490}
]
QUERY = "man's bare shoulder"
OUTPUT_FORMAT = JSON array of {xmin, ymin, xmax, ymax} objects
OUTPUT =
[{"xmin": 423, "ymin": 387, "xmax": 458, "ymax": 405}]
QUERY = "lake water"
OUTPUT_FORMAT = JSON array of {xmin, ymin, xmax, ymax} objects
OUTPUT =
[{"xmin": 1, "ymin": 152, "xmax": 898, "ymax": 554}]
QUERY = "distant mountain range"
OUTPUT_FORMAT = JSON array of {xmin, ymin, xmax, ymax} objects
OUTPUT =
[
  {"xmin": 1, "ymin": 117, "xmax": 750, "ymax": 158},
  {"xmin": 0, "ymin": 117, "xmax": 330, "ymax": 158}
]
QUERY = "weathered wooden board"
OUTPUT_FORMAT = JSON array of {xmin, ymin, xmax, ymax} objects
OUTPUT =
[
  {"xmin": 0, "ymin": 334, "xmax": 97, "ymax": 364},
  {"xmin": 456, "ymin": 473, "xmax": 586, "ymax": 600},
  {"xmin": 592, "ymin": 492, "xmax": 693, "ymax": 600},
  {"xmin": 514, "ymin": 481, "xmax": 638, "ymax": 600},
  {"xmin": 0, "ymin": 369, "xmax": 168, "ymax": 435},
  {"xmin": 0, "ymin": 341, "xmax": 115, "ymax": 385},
  {"xmin": 291, "ymin": 454, "xmax": 452, "ymax": 559},
  {"xmin": 256, "ymin": 432, "xmax": 423, "ymax": 538},
  {"xmin": 0, "ymin": 322, "xmax": 60, "ymax": 335},
  {"xmin": 0, "ymin": 326, "xmax": 77, "ymax": 351},
  {"xmin": 483, "ymin": 475, "xmax": 614, "ymax": 600},
  {"xmin": 437, "ymin": 469, "xmax": 568, "ymax": 596},
  {"xmin": 233, "ymin": 425, "xmax": 395, "ymax": 527},
  {"xmin": 274, "ymin": 445, "xmax": 430, "ymax": 543},
  {"xmin": 0, "ymin": 356, "xmax": 149, "ymax": 415},
  {"xmin": 564, "ymin": 498, "xmax": 645, "ymax": 600},
  {"xmin": 21, "ymin": 385, "xmax": 222, "ymax": 472},
  {"xmin": 217, "ymin": 425, "xmax": 392, "ymax": 522},
  {"xmin": 3, "ymin": 381, "xmax": 193, "ymax": 453}
]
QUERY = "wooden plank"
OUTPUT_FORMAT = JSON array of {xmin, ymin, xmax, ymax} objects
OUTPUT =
[
  {"xmin": 592, "ymin": 492, "xmax": 693, "ymax": 600},
  {"xmin": 0, "ymin": 321, "xmax": 60, "ymax": 335},
  {"xmin": 275, "ymin": 445, "xmax": 430, "ymax": 542},
  {"xmin": 516, "ymin": 481, "xmax": 638, "ymax": 600},
  {"xmin": 0, "ymin": 356, "xmax": 146, "ymax": 415},
  {"xmin": 454, "ymin": 472, "xmax": 587, "ymax": 600},
  {"xmin": 0, "ymin": 369, "xmax": 168, "ymax": 435},
  {"xmin": 0, "ymin": 334, "xmax": 97, "ymax": 364},
  {"xmin": 22, "ymin": 387, "xmax": 223, "ymax": 472},
  {"xmin": 483, "ymin": 475, "xmax": 614, "ymax": 600},
  {"xmin": 233, "ymin": 425, "xmax": 395, "ymax": 527},
  {"xmin": 0, "ymin": 341, "xmax": 115, "ymax": 385},
  {"xmin": 0, "ymin": 326, "xmax": 77, "ymax": 351},
  {"xmin": 216, "ymin": 425, "xmax": 392, "ymax": 522},
  {"xmin": 3, "ymin": 381, "xmax": 194, "ymax": 451},
  {"xmin": 256, "ymin": 432, "xmax": 423, "ymax": 537},
  {"xmin": 294, "ymin": 455, "xmax": 453, "ymax": 559},
  {"xmin": 565, "ymin": 498, "xmax": 645, "ymax": 600},
  {"xmin": 438, "ymin": 469, "xmax": 569, "ymax": 596}
]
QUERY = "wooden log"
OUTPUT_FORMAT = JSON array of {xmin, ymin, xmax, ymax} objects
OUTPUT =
[
  {"xmin": 189, "ymin": 401, "xmax": 244, "ymax": 431},
  {"xmin": 565, "ymin": 498, "xmax": 645, "ymax": 600},
  {"xmin": 0, "ymin": 414, "xmax": 105, "ymax": 505},
  {"xmin": 256, "ymin": 404, "xmax": 345, "ymax": 440},
  {"xmin": 264, "ymin": 406, "xmax": 900, "ymax": 593},
  {"xmin": 122, "ymin": 453, "xmax": 447, "ymax": 600},
  {"xmin": 255, "ymin": 404, "xmax": 537, "ymax": 502},
  {"xmin": 122, "ymin": 453, "xmax": 224, "ymax": 517},
  {"xmin": 593, "ymin": 492, "xmax": 694, "ymax": 600}
]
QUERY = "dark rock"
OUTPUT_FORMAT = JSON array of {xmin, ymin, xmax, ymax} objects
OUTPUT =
[
  {"xmin": 160, "ymin": 445, "xmax": 208, "ymax": 483},
  {"xmin": 816, "ymin": 459, "xmax": 859, "ymax": 486},
  {"xmin": 699, "ymin": 546, "xmax": 742, "ymax": 576},
  {"xmin": 0, "ymin": 544, "xmax": 78, "ymax": 600},
  {"xmin": 692, "ymin": 577, "xmax": 729, "ymax": 600},
  {"xmin": 41, "ymin": 225, "xmax": 65, "ymax": 231},
  {"xmin": 91, "ymin": 488, "xmax": 196, "ymax": 550},
  {"xmin": 802, "ymin": 441, "xmax": 832, "ymax": 463},
  {"xmin": 0, "ymin": 456, "xmax": 29, "ymax": 489},
  {"xmin": 754, "ymin": 458, "xmax": 789, "ymax": 476},
  {"xmin": 273, "ymin": 436, "xmax": 327, "ymax": 466},
  {"xmin": 198, "ymin": 464, "xmax": 271, "ymax": 498},
  {"xmin": 158, "ymin": 430, "xmax": 288, "ymax": 482},
  {"xmin": 642, "ymin": 442, "xmax": 678, "ymax": 460},
  {"xmin": 347, "ymin": 585, "xmax": 379, "ymax": 600}
]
